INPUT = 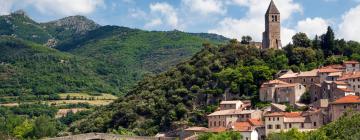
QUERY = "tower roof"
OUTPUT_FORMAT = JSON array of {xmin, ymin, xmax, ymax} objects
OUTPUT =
[{"xmin": 266, "ymin": 0, "xmax": 280, "ymax": 14}]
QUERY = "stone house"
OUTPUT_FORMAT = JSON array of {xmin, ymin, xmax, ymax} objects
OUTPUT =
[
  {"xmin": 329, "ymin": 95, "xmax": 360, "ymax": 121},
  {"xmin": 344, "ymin": 61, "xmax": 360, "ymax": 72},
  {"xmin": 310, "ymin": 81, "xmax": 355, "ymax": 103},
  {"xmin": 264, "ymin": 112, "xmax": 318, "ymax": 136},
  {"xmin": 260, "ymin": 80, "xmax": 306, "ymax": 106},
  {"xmin": 278, "ymin": 69, "xmax": 319, "ymax": 88},
  {"xmin": 337, "ymin": 71, "xmax": 360, "ymax": 94},
  {"xmin": 207, "ymin": 109, "xmax": 263, "ymax": 128}
]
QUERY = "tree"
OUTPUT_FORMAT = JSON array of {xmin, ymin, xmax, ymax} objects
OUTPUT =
[
  {"xmin": 312, "ymin": 35, "xmax": 321, "ymax": 49},
  {"xmin": 292, "ymin": 32, "xmax": 311, "ymax": 48},
  {"xmin": 300, "ymin": 92, "xmax": 311, "ymax": 104},
  {"xmin": 31, "ymin": 115, "xmax": 57, "ymax": 138},
  {"xmin": 241, "ymin": 36, "xmax": 252, "ymax": 44},
  {"xmin": 13, "ymin": 119, "xmax": 33, "ymax": 139},
  {"xmin": 321, "ymin": 26, "xmax": 335, "ymax": 57}
]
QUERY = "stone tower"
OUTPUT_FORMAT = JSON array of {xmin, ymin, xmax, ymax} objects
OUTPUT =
[{"xmin": 262, "ymin": 0, "xmax": 282, "ymax": 49}]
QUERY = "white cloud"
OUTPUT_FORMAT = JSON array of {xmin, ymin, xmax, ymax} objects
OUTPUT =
[
  {"xmin": 148, "ymin": 2, "xmax": 181, "ymax": 29},
  {"xmin": 145, "ymin": 18, "xmax": 162, "ymax": 28},
  {"xmin": 296, "ymin": 17, "xmax": 329, "ymax": 38},
  {"xmin": 209, "ymin": 0, "xmax": 302, "ymax": 45},
  {"xmin": 0, "ymin": 0, "xmax": 15, "ymax": 15},
  {"xmin": 182, "ymin": 0, "xmax": 226, "ymax": 15},
  {"xmin": 27, "ymin": 0, "xmax": 104, "ymax": 16},
  {"xmin": 339, "ymin": 4, "xmax": 360, "ymax": 41}
]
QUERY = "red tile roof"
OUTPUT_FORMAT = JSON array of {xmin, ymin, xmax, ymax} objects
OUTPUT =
[
  {"xmin": 233, "ymin": 122, "xmax": 252, "ymax": 132},
  {"xmin": 264, "ymin": 112, "xmax": 302, "ymax": 117},
  {"xmin": 344, "ymin": 61, "xmax": 360, "ymax": 64},
  {"xmin": 338, "ymin": 72, "xmax": 360, "ymax": 80},
  {"xmin": 247, "ymin": 119, "xmax": 263, "ymax": 126},
  {"xmin": 331, "ymin": 95, "xmax": 360, "ymax": 104},
  {"xmin": 318, "ymin": 68, "xmax": 343, "ymax": 73},
  {"xmin": 206, "ymin": 127, "xmax": 227, "ymax": 133},
  {"xmin": 334, "ymin": 81, "xmax": 348, "ymax": 85}
]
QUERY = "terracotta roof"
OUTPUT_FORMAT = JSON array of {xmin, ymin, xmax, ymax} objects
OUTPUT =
[
  {"xmin": 338, "ymin": 72, "xmax": 360, "ymax": 80},
  {"xmin": 208, "ymin": 109, "xmax": 257, "ymax": 116},
  {"xmin": 323, "ymin": 64, "xmax": 345, "ymax": 69},
  {"xmin": 318, "ymin": 68, "xmax": 343, "ymax": 73},
  {"xmin": 275, "ymin": 83, "xmax": 300, "ymax": 88},
  {"xmin": 331, "ymin": 95, "xmax": 360, "ymax": 104},
  {"xmin": 266, "ymin": 0, "xmax": 280, "ymax": 14},
  {"xmin": 264, "ymin": 112, "xmax": 302, "ymax": 117},
  {"xmin": 271, "ymin": 103, "xmax": 287, "ymax": 111},
  {"xmin": 185, "ymin": 127, "xmax": 208, "ymax": 131},
  {"xmin": 334, "ymin": 81, "xmax": 348, "ymax": 85},
  {"xmin": 279, "ymin": 73, "xmax": 298, "ymax": 79},
  {"xmin": 233, "ymin": 122, "xmax": 252, "ymax": 132},
  {"xmin": 220, "ymin": 100, "xmax": 243, "ymax": 105},
  {"xmin": 297, "ymin": 69, "xmax": 318, "ymax": 77},
  {"xmin": 328, "ymin": 72, "xmax": 343, "ymax": 77},
  {"xmin": 344, "ymin": 61, "xmax": 359, "ymax": 64},
  {"xmin": 247, "ymin": 119, "xmax": 263, "ymax": 126},
  {"xmin": 262, "ymin": 80, "xmax": 289, "ymax": 85},
  {"xmin": 337, "ymin": 88, "xmax": 354, "ymax": 92},
  {"xmin": 206, "ymin": 127, "xmax": 226, "ymax": 133}
]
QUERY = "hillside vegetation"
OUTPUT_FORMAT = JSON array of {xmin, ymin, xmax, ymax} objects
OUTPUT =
[
  {"xmin": 73, "ymin": 27, "xmax": 360, "ymax": 136},
  {"xmin": 0, "ymin": 12, "xmax": 228, "ymax": 96}
]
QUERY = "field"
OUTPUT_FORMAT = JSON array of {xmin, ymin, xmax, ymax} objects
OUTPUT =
[{"xmin": 58, "ymin": 93, "xmax": 118, "ymax": 100}]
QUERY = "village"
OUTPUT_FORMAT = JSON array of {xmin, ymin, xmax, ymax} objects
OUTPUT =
[{"xmin": 181, "ymin": 60, "xmax": 360, "ymax": 140}]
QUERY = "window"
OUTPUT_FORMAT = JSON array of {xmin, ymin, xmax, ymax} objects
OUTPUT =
[
  {"xmin": 218, "ymin": 121, "xmax": 221, "ymax": 126},
  {"xmin": 313, "ymin": 122, "xmax": 317, "ymax": 127},
  {"xmin": 268, "ymin": 125, "xmax": 273, "ymax": 129},
  {"xmin": 246, "ymin": 137, "xmax": 249, "ymax": 140},
  {"xmin": 289, "ymin": 123, "xmax": 292, "ymax": 128},
  {"xmin": 268, "ymin": 117, "xmax": 271, "ymax": 121},
  {"xmin": 277, "ymin": 117, "xmax": 279, "ymax": 121},
  {"xmin": 290, "ymin": 80, "xmax": 292, "ymax": 83},
  {"xmin": 276, "ymin": 125, "xmax": 281, "ymax": 129},
  {"xmin": 301, "ymin": 123, "xmax": 304, "ymax": 128},
  {"xmin": 223, "ymin": 121, "xmax": 225, "ymax": 126},
  {"xmin": 273, "ymin": 117, "xmax": 275, "ymax": 121},
  {"xmin": 275, "ymin": 16, "xmax": 278, "ymax": 21},
  {"xmin": 344, "ymin": 105, "xmax": 347, "ymax": 109},
  {"xmin": 272, "ymin": 15, "xmax": 275, "ymax": 21},
  {"xmin": 311, "ymin": 78, "xmax": 314, "ymax": 82},
  {"xmin": 303, "ymin": 79, "xmax": 306, "ymax": 82},
  {"xmin": 358, "ymin": 85, "xmax": 360, "ymax": 88},
  {"xmin": 210, "ymin": 121, "xmax": 212, "ymax": 127}
]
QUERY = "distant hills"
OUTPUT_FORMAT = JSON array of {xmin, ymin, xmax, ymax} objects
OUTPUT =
[{"xmin": 0, "ymin": 11, "xmax": 229, "ymax": 96}]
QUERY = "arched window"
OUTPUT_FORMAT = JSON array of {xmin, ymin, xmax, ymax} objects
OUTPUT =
[{"xmin": 275, "ymin": 16, "xmax": 278, "ymax": 21}]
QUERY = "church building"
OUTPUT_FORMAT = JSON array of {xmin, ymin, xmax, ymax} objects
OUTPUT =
[{"xmin": 262, "ymin": 0, "xmax": 282, "ymax": 49}]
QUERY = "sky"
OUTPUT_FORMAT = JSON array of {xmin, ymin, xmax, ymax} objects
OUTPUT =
[{"xmin": 1, "ymin": 0, "xmax": 360, "ymax": 44}]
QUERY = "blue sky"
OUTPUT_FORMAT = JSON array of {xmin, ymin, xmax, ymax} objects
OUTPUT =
[{"xmin": 1, "ymin": 0, "xmax": 360, "ymax": 44}]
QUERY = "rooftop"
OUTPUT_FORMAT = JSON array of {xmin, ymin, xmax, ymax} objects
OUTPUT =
[
  {"xmin": 208, "ymin": 109, "xmax": 257, "ymax": 116},
  {"xmin": 264, "ymin": 112, "xmax": 302, "ymax": 118},
  {"xmin": 206, "ymin": 127, "xmax": 226, "ymax": 133},
  {"xmin": 331, "ymin": 95, "xmax": 360, "ymax": 104},
  {"xmin": 220, "ymin": 100, "xmax": 243, "ymax": 105},
  {"xmin": 233, "ymin": 122, "xmax": 252, "ymax": 132},
  {"xmin": 344, "ymin": 60, "xmax": 360, "ymax": 64},
  {"xmin": 266, "ymin": 0, "xmax": 280, "ymax": 14},
  {"xmin": 297, "ymin": 69, "xmax": 318, "ymax": 77},
  {"xmin": 318, "ymin": 68, "xmax": 343, "ymax": 73},
  {"xmin": 338, "ymin": 71, "xmax": 360, "ymax": 80}
]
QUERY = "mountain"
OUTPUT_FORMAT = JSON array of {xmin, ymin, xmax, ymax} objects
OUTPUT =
[{"xmin": 0, "ymin": 11, "xmax": 229, "ymax": 95}]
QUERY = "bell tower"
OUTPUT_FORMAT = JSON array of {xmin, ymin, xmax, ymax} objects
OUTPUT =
[{"xmin": 262, "ymin": 0, "xmax": 282, "ymax": 49}]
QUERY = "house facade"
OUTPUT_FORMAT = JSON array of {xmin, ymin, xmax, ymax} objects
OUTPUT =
[{"xmin": 329, "ymin": 95, "xmax": 360, "ymax": 121}]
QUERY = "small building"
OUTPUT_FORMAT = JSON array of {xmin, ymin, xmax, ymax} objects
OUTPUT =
[
  {"xmin": 344, "ymin": 61, "xmax": 360, "ymax": 72},
  {"xmin": 219, "ymin": 100, "xmax": 244, "ymax": 110},
  {"xmin": 263, "ymin": 112, "xmax": 319, "ymax": 136},
  {"xmin": 260, "ymin": 80, "xmax": 306, "ymax": 106},
  {"xmin": 207, "ymin": 109, "xmax": 263, "ymax": 128},
  {"xmin": 337, "ymin": 71, "xmax": 360, "ymax": 94},
  {"xmin": 329, "ymin": 95, "xmax": 360, "ymax": 121}
]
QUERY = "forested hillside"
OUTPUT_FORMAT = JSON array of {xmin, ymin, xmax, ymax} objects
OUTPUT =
[
  {"xmin": 0, "ymin": 12, "xmax": 228, "ymax": 95},
  {"xmin": 73, "ymin": 27, "xmax": 360, "ymax": 136}
]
